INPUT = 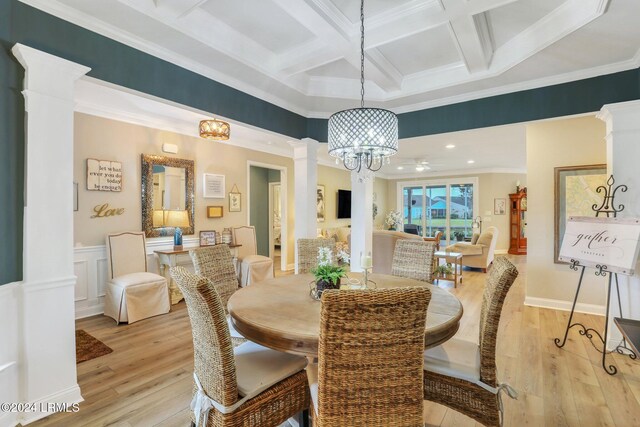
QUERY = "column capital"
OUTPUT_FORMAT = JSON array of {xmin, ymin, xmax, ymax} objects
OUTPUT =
[
  {"xmin": 12, "ymin": 43, "xmax": 91, "ymax": 101},
  {"xmin": 289, "ymin": 138, "xmax": 320, "ymax": 159},
  {"xmin": 598, "ymin": 100, "xmax": 640, "ymax": 133}
]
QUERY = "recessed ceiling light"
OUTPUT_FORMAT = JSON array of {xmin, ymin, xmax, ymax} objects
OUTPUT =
[
  {"xmin": 467, "ymin": 160, "xmax": 475, "ymax": 164},
  {"xmin": 446, "ymin": 144, "xmax": 455, "ymax": 149},
  {"xmin": 397, "ymin": 166, "xmax": 404, "ymax": 170},
  {"xmin": 416, "ymin": 166, "xmax": 425, "ymax": 172}
]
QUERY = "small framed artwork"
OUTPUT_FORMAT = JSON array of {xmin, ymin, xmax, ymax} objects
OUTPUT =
[
  {"xmin": 203, "ymin": 173, "xmax": 225, "ymax": 198},
  {"xmin": 229, "ymin": 184, "xmax": 241, "ymax": 212},
  {"xmin": 199, "ymin": 231, "xmax": 217, "ymax": 246},
  {"xmin": 73, "ymin": 182, "xmax": 79, "ymax": 212},
  {"xmin": 317, "ymin": 185, "xmax": 325, "ymax": 222},
  {"xmin": 494, "ymin": 198, "xmax": 506, "ymax": 215},
  {"xmin": 207, "ymin": 206, "xmax": 224, "ymax": 218}
]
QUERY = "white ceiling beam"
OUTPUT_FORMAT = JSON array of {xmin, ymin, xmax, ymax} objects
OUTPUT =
[
  {"xmin": 119, "ymin": 0, "xmax": 275, "ymax": 73},
  {"xmin": 443, "ymin": 0, "xmax": 492, "ymax": 73},
  {"xmin": 465, "ymin": 0, "xmax": 521, "ymax": 15},
  {"xmin": 153, "ymin": 0, "xmax": 207, "ymax": 18}
]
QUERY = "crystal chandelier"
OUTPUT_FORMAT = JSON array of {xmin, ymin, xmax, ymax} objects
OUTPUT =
[
  {"xmin": 199, "ymin": 118, "xmax": 230, "ymax": 140},
  {"xmin": 327, "ymin": 0, "xmax": 398, "ymax": 175}
]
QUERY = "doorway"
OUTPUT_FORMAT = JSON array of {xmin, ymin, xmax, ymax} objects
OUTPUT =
[{"xmin": 247, "ymin": 162, "xmax": 288, "ymax": 273}]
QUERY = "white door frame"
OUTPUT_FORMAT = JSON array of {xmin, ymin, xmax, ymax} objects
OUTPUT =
[
  {"xmin": 268, "ymin": 182, "xmax": 281, "ymax": 259},
  {"xmin": 247, "ymin": 161, "xmax": 288, "ymax": 272}
]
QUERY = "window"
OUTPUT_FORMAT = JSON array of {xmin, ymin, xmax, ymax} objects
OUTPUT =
[{"xmin": 397, "ymin": 178, "xmax": 479, "ymax": 246}]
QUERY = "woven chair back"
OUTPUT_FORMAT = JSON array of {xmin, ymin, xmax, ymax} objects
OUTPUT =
[
  {"xmin": 478, "ymin": 257, "xmax": 518, "ymax": 386},
  {"xmin": 106, "ymin": 231, "xmax": 148, "ymax": 279},
  {"xmin": 296, "ymin": 238, "xmax": 336, "ymax": 273},
  {"xmin": 170, "ymin": 266, "xmax": 239, "ymax": 408},
  {"xmin": 190, "ymin": 245, "xmax": 239, "ymax": 308},
  {"xmin": 317, "ymin": 287, "xmax": 431, "ymax": 426},
  {"xmin": 231, "ymin": 226, "xmax": 258, "ymax": 259},
  {"xmin": 391, "ymin": 239, "xmax": 437, "ymax": 283}
]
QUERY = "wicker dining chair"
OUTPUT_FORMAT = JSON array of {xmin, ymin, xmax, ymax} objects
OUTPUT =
[
  {"xmin": 391, "ymin": 239, "xmax": 437, "ymax": 283},
  {"xmin": 190, "ymin": 245, "xmax": 239, "ymax": 309},
  {"xmin": 170, "ymin": 266, "xmax": 310, "ymax": 427},
  {"xmin": 190, "ymin": 245, "xmax": 245, "ymax": 345},
  {"xmin": 306, "ymin": 287, "xmax": 431, "ymax": 426},
  {"xmin": 296, "ymin": 238, "xmax": 336, "ymax": 273},
  {"xmin": 423, "ymin": 257, "xmax": 519, "ymax": 427}
]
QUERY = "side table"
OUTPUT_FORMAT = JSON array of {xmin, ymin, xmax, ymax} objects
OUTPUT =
[{"xmin": 433, "ymin": 251, "xmax": 463, "ymax": 287}]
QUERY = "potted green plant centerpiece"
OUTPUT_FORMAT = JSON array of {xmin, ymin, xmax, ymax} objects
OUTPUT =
[
  {"xmin": 312, "ymin": 247, "xmax": 346, "ymax": 296},
  {"xmin": 453, "ymin": 230, "xmax": 465, "ymax": 241}
]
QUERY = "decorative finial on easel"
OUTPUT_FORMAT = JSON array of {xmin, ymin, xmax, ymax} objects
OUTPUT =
[{"xmin": 592, "ymin": 175, "xmax": 627, "ymax": 218}]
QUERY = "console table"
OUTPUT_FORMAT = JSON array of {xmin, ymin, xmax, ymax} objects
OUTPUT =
[{"xmin": 155, "ymin": 244, "xmax": 241, "ymax": 304}]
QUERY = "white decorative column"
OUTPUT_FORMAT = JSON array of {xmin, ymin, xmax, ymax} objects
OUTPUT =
[
  {"xmin": 292, "ymin": 138, "xmax": 319, "ymax": 273},
  {"xmin": 12, "ymin": 44, "xmax": 90, "ymax": 423},
  {"xmin": 349, "ymin": 174, "xmax": 373, "ymax": 272},
  {"xmin": 598, "ymin": 100, "xmax": 640, "ymax": 349}
]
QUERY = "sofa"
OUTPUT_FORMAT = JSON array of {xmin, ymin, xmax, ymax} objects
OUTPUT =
[
  {"xmin": 445, "ymin": 226, "xmax": 499, "ymax": 272},
  {"xmin": 320, "ymin": 226, "xmax": 352, "ymax": 245},
  {"xmin": 371, "ymin": 230, "xmax": 423, "ymax": 274}
]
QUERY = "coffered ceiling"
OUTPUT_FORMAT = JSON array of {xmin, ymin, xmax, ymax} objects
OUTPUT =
[{"xmin": 24, "ymin": 0, "xmax": 640, "ymax": 118}]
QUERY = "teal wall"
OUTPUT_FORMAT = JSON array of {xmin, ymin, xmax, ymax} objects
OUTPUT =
[
  {"xmin": 249, "ymin": 166, "xmax": 280, "ymax": 257},
  {"xmin": 2, "ymin": 0, "xmax": 640, "ymax": 284},
  {"xmin": 0, "ymin": 0, "xmax": 25, "ymax": 285}
]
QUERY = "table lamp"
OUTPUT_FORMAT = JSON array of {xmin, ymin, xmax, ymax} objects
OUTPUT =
[{"xmin": 153, "ymin": 209, "xmax": 190, "ymax": 250}]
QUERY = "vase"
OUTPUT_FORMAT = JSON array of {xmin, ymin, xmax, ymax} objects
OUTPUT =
[{"xmin": 316, "ymin": 278, "xmax": 341, "ymax": 296}]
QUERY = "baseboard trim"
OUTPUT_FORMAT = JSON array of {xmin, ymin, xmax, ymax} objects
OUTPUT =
[
  {"xmin": 494, "ymin": 249, "xmax": 508, "ymax": 255},
  {"xmin": 19, "ymin": 384, "xmax": 83, "ymax": 425},
  {"xmin": 524, "ymin": 296, "xmax": 605, "ymax": 316},
  {"xmin": 0, "ymin": 410, "xmax": 18, "ymax": 427},
  {"xmin": 75, "ymin": 303, "xmax": 105, "ymax": 319}
]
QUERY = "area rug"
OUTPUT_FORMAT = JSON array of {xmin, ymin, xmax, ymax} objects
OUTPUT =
[{"xmin": 76, "ymin": 330, "xmax": 113, "ymax": 363}]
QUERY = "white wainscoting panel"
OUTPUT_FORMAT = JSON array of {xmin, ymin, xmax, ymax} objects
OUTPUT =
[
  {"xmin": 73, "ymin": 236, "xmax": 199, "ymax": 319},
  {"xmin": 0, "ymin": 282, "xmax": 20, "ymax": 427}
]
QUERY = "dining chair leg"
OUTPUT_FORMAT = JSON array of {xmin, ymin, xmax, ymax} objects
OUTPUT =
[{"xmin": 296, "ymin": 409, "xmax": 310, "ymax": 427}]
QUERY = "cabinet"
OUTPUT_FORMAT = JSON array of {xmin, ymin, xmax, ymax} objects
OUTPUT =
[{"xmin": 508, "ymin": 190, "xmax": 527, "ymax": 255}]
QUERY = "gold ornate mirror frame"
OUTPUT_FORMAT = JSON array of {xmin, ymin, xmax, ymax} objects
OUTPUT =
[{"xmin": 141, "ymin": 154, "xmax": 195, "ymax": 238}]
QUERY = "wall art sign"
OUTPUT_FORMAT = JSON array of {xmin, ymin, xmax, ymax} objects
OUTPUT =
[
  {"xmin": 87, "ymin": 159, "xmax": 122, "ymax": 191},
  {"xmin": 91, "ymin": 203, "xmax": 125, "ymax": 219},
  {"xmin": 203, "ymin": 173, "xmax": 225, "ymax": 198},
  {"xmin": 199, "ymin": 231, "xmax": 217, "ymax": 246},
  {"xmin": 559, "ymin": 216, "xmax": 640, "ymax": 275},
  {"xmin": 494, "ymin": 198, "xmax": 506, "ymax": 215}
]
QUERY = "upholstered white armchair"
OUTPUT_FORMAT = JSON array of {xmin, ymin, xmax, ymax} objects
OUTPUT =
[
  {"xmin": 445, "ymin": 226, "xmax": 499, "ymax": 272},
  {"xmin": 104, "ymin": 232, "xmax": 170, "ymax": 324}
]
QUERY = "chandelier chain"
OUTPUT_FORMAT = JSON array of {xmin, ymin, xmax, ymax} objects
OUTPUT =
[{"xmin": 360, "ymin": 0, "xmax": 365, "ymax": 109}]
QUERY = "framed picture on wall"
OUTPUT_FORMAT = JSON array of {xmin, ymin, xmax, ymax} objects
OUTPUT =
[
  {"xmin": 203, "ymin": 173, "xmax": 225, "ymax": 198},
  {"xmin": 494, "ymin": 198, "xmax": 506, "ymax": 215},
  {"xmin": 207, "ymin": 206, "xmax": 223, "ymax": 218},
  {"xmin": 317, "ymin": 185, "xmax": 325, "ymax": 222},
  {"xmin": 554, "ymin": 164, "xmax": 607, "ymax": 263},
  {"xmin": 229, "ymin": 184, "xmax": 241, "ymax": 212}
]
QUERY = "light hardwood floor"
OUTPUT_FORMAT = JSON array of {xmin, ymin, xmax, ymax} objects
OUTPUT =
[{"xmin": 33, "ymin": 255, "xmax": 640, "ymax": 426}]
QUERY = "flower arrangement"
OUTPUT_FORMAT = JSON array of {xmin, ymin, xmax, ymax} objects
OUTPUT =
[
  {"xmin": 312, "ymin": 247, "xmax": 346, "ymax": 292},
  {"xmin": 335, "ymin": 241, "xmax": 351, "ymax": 265},
  {"xmin": 385, "ymin": 210, "xmax": 403, "ymax": 230}
]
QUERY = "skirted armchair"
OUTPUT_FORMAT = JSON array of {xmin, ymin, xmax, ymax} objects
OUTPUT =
[{"xmin": 445, "ymin": 226, "xmax": 499, "ymax": 272}]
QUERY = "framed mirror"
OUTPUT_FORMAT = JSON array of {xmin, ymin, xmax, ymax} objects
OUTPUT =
[{"xmin": 141, "ymin": 154, "xmax": 195, "ymax": 238}]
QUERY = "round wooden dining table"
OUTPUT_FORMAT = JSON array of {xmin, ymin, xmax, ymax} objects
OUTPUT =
[{"xmin": 228, "ymin": 273, "xmax": 463, "ymax": 357}]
